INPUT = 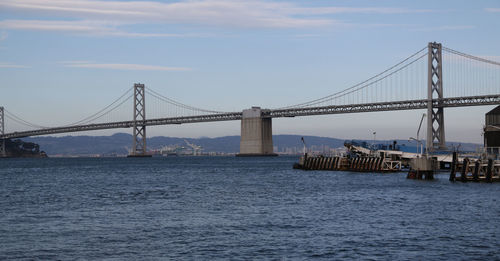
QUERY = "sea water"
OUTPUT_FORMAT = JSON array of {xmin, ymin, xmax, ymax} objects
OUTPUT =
[{"xmin": 0, "ymin": 156, "xmax": 499, "ymax": 260}]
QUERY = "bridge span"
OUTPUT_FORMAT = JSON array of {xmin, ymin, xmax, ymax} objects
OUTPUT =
[
  {"xmin": 1, "ymin": 42, "xmax": 500, "ymax": 157},
  {"xmin": 1, "ymin": 94, "xmax": 499, "ymax": 140}
]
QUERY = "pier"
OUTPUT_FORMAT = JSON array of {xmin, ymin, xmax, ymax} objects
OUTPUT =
[
  {"xmin": 450, "ymin": 153, "xmax": 500, "ymax": 182},
  {"xmin": 294, "ymin": 153, "xmax": 402, "ymax": 172}
]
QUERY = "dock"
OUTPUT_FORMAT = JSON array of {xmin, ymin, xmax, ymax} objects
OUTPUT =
[
  {"xmin": 293, "ymin": 154, "xmax": 402, "ymax": 172},
  {"xmin": 449, "ymin": 152, "xmax": 500, "ymax": 182}
]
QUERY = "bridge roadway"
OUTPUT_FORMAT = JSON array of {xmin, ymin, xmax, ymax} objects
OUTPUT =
[{"xmin": 2, "ymin": 94, "xmax": 499, "ymax": 139}]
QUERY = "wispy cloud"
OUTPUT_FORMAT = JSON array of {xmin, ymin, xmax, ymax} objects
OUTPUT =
[
  {"xmin": 485, "ymin": 8, "xmax": 500, "ymax": 12},
  {"xmin": 0, "ymin": 62, "xmax": 30, "ymax": 68},
  {"xmin": 0, "ymin": 20, "xmax": 205, "ymax": 38},
  {"xmin": 282, "ymin": 6, "xmax": 432, "ymax": 15},
  {"xmin": 0, "ymin": 0, "xmax": 433, "ymax": 33},
  {"xmin": 0, "ymin": 31, "xmax": 7, "ymax": 41},
  {"xmin": 0, "ymin": 0, "xmax": 431, "ymax": 21},
  {"xmin": 61, "ymin": 61, "xmax": 191, "ymax": 71},
  {"xmin": 413, "ymin": 25, "xmax": 475, "ymax": 31},
  {"xmin": 0, "ymin": 20, "xmax": 109, "ymax": 33}
]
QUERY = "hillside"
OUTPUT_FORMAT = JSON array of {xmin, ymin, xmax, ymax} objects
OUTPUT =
[{"xmin": 23, "ymin": 133, "xmax": 482, "ymax": 156}]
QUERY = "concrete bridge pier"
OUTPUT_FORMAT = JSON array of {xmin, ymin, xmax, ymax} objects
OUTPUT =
[{"xmin": 237, "ymin": 107, "xmax": 277, "ymax": 157}]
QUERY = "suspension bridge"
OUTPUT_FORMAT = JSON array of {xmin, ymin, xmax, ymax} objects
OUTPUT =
[{"xmin": 1, "ymin": 42, "xmax": 499, "ymax": 157}]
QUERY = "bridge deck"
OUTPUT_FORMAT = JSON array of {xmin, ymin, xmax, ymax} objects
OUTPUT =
[{"xmin": 2, "ymin": 94, "xmax": 499, "ymax": 139}]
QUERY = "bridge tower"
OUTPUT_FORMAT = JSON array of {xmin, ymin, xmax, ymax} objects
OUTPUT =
[
  {"xmin": 128, "ymin": 83, "xmax": 150, "ymax": 157},
  {"xmin": 426, "ymin": 42, "xmax": 446, "ymax": 153},
  {"xmin": 0, "ymin": 106, "xmax": 5, "ymax": 157}
]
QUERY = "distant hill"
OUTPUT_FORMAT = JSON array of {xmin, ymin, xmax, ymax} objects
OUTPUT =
[
  {"xmin": 23, "ymin": 133, "xmax": 482, "ymax": 156},
  {"xmin": 23, "ymin": 133, "xmax": 345, "ymax": 156}
]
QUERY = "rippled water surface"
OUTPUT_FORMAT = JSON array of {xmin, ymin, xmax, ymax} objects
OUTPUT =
[{"xmin": 1, "ymin": 157, "xmax": 499, "ymax": 260}]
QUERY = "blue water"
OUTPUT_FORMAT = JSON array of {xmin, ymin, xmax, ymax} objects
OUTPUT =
[{"xmin": 0, "ymin": 156, "xmax": 499, "ymax": 260}]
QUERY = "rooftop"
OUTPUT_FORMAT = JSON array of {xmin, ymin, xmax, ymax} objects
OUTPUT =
[{"xmin": 486, "ymin": 105, "xmax": 500, "ymax": 115}]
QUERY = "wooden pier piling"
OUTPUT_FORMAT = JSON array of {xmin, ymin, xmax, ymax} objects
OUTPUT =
[
  {"xmin": 486, "ymin": 159, "xmax": 493, "ymax": 183},
  {"xmin": 473, "ymin": 161, "xmax": 480, "ymax": 182},
  {"xmin": 460, "ymin": 158, "xmax": 469, "ymax": 182},
  {"xmin": 449, "ymin": 156, "xmax": 500, "ymax": 183},
  {"xmin": 450, "ymin": 152, "xmax": 457, "ymax": 181}
]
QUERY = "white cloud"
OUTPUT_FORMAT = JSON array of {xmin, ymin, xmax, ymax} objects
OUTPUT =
[
  {"xmin": 0, "ymin": 62, "xmax": 30, "ymax": 68},
  {"xmin": 0, "ymin": 0, "xmax": 431, "ymax": 30},
  {"xmin": 485, "ymin": 8, "xmax": 500, "ymax": 12},
  {"xmin": 62, "ymin": 61, "xmax": 191, "ymax": 71},
  {"xmin": 413, "ymin": 25, "xmax": 475, "ymax": 31},
  {"xmin": 282, "ymin": 6, "xmax": 432, "ymax": 15},
  {"xmin": 0, "ymin": 20, "xmax": 203, "ymax": 37},
  {"xmin": 0, "ymin": 0, "xmax": 447, "ymax": 38},
  {"xmin": 0, "ymin": 20, "xmax": 108, "ymax": 33}
]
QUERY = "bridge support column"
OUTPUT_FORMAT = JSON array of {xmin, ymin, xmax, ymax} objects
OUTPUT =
[
  {"xmin": 0, "ymin": 106, "xmax": 5, "ymax": 157},
  {"xmin": 128, "ymin": 83, "xmax": 151, "ymax": 157},
  {"xmin": 237, "ymin": 107, "xmax": 277, "ymax": 157},
  {"xmin": 426, "ymin": 42, "xmax": 446, "ymax": 153}
]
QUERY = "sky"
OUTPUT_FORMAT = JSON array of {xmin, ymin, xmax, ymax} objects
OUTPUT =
[{"xmin": 1, "ymin": 0, "xmax": 500, "ymax": 143}]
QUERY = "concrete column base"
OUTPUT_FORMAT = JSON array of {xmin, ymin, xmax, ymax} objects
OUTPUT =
[
  {"xmin": 238, "ymin": 107, "xmax": 276, "ymax": 157},
  {"xmin": 236, "ymin": 153, "xmax": 278, "ymax": 157}
]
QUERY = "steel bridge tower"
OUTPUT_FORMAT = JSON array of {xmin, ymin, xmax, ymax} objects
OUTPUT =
[
  {"xmin": 426, "ymin": 42, "xmax": 446, "ymax": 153},
  {"xmin": 0, "ymin": 107, "xmax": 5, "ymax": 157},
  {"xmin": 128, "ymin": 83, "xmax": 150, "ymax": 157}
]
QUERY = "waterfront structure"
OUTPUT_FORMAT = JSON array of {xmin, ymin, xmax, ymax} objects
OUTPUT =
[{"xmin": 485, "ymin": 105, "xmax": 500, "ymax": 155}]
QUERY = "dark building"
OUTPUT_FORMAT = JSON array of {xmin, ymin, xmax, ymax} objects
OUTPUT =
[{"xmin": 484, "ymin": 105, "xmax": 500, "ymax": 154}]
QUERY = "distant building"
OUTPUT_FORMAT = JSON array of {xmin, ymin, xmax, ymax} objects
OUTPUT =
[{"xmin": 484, "ymin": 105, "xmax": 500, "ymax": 154}]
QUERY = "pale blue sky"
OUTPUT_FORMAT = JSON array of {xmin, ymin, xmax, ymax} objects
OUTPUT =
[{"xmin": 1, "ymin": 0, "xmax": 499, "ymax": 143}]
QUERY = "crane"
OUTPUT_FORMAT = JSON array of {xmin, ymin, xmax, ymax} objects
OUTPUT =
[{"xmin": 184, "ymin": 139, "xmax": 202, "ymax": 156}]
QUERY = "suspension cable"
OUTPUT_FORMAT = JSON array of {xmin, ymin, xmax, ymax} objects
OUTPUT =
[
  {"xmin": 4, "ymin": 109, "xmax": 49, "ymax": 129},
  {"xmin": 64, "ymin": 87, "xmax": 133, "ymax": 126},
  {"xmin": 443, "ymin": 47, "xmax": 500, "ymax": 67},
  {"xmin": 4, "ymin": 87, "xmax": 133, "ymax": 130},
  {"xmin": 146, "ymin": 88, "xmax": 224, "ymax": 114},
  {"xmin": 301, "ymin": 52, "xmax": 428, "ymax": 108},
  {"xmin": 278, "ymin": 46, "xmax": 428, "ymax": 109},
  {"xmin": 73, "ymin": 93, "xmax": 133, "ymax": 124}
]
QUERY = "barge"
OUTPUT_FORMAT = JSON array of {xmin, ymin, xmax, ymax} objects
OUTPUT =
[
  {"xmin": 293, "ymin": 141, "xmax": 403, "ymax": 172},
  {"xmin": 293, "ymin": 153, "xmax": 402, "ymax": 172}
]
